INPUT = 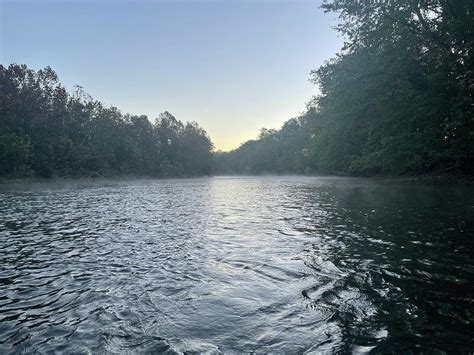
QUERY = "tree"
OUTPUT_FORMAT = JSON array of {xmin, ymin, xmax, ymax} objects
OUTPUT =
[
  {"xmin": 312, "ymin": 0, "xmax": 474, "ymax": 174},
  {"xmin": 0, "ymin": 133, "xmax": 31, "ymax": 176},
  {"xmin": 0, "ymin": 64, "xmax": 215, "ymax": 178}
]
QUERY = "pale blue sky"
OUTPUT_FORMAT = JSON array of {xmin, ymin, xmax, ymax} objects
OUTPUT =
[{"xmin": 1, "ymin": 0, "xmax": 342, "ymax": 151}]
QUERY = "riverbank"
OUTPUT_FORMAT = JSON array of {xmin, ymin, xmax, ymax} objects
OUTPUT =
[
  {"xmin": 398, "ymin": 171, "xmax": 474, "ymax": 184},
  {"xmin": 2, "ymin": 171, "xmax": 473, "ymax": 185}
]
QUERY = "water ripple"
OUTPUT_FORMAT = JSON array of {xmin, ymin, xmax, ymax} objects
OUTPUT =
[{"xmin": 0, "ymin": 176, "xmax": 473, "ymax": 353}]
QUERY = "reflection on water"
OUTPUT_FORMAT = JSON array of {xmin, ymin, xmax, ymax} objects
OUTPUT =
[{"xmin": 0, "ymin": 176, "xmax": 473, "ymax": 353}]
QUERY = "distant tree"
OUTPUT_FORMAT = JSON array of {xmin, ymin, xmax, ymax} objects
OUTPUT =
[
  {"xmin": 179, "ymin": 121, "xmax": 214, "ymax": 175},
  {"xmin": 0, "ymin": 133, "xmax": 31, "ymax": 176},
  {"xmin": 0, "ymin": 64, "xmax": 215, "ymax": 178},
  {"xmin": 213, "ymin": 111, "xmax": 316, "ymax": 175}
]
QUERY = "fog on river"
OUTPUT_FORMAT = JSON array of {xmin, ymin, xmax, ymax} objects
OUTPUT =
[{"xmin": 1, "ymin": 176, "xmax": 473, "ymax": 353}]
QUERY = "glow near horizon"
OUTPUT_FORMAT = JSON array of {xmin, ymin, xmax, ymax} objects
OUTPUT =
[{"xmin": 0, "ymin": 0, "xmax": 342, "ymax": 151}]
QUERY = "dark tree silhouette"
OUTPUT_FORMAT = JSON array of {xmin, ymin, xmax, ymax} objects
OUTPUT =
[
  {"xmin": 213, "ymin": 0, "xmax": 473, "ymax": 176},
  {"xmin": 0, "ymin": 64, "xmax": 214, "ymax": 178}
]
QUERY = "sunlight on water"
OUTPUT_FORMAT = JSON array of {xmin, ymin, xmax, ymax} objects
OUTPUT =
[{"xmin": 0, "ymin": 176, "xmax": 473, "ymax": 353}]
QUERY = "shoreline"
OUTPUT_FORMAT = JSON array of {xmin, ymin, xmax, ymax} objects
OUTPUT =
[{"xmin": 1, "ymin": 171, "xmax": 473, "ymax": 185}]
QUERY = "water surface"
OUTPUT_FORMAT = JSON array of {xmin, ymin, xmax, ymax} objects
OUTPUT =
[{"xmin": 1, "ymin": 176, "xmax": 473, "ymax": 353}]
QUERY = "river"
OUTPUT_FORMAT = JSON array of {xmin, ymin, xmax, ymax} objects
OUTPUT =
[{"xmin": 0, "ymin": 176, "xmax": 473, "ymax": 353}]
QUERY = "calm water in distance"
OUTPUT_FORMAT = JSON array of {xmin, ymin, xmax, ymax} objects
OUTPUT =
[{"xmin": 0, "ymin": 176, "xmax": 473, "ymax": 353}]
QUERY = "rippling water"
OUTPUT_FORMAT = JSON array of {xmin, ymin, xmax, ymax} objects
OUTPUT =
[{"xmin": 1, "ymin": 176, "xmax": 473, "ymax": 353}]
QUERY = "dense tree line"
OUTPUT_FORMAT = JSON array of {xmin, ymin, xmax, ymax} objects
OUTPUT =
[
  {"xmin": 0, "ymin": 64, "xmax": 214, "ymax": 178},
  {"xmin": 214, "ymin": 107, "xmax": 318, "ymax": 174},
  {"xmin": 215, "ymin": 0, "xmax": 474, "ymax": 175},
  {"xmin": 2, "ymin": 1, "xmax": 472, "ymax": 178}
]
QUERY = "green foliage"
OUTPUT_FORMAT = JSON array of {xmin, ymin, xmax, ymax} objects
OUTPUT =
[
  {"xmin": 0, "ymin": 64, "xmax": 214, "ymax": 178},
  {"xmin": 214, "ymin": 0, "xmax": 473, "ymax": 176},
  {"xmin": 312, "ymin": 0, "xmax": 474, "ymax": 174},
  {"xmin": 213, "ymin": 111, "xmax": 316, "ymax": 174},
  {"xmin": 3, "ymin": 0, "xmax": 473, "ymax": 178},
  {"xmin": 0, "ymin": 133, "xmax": 31, "ymax": 176}
]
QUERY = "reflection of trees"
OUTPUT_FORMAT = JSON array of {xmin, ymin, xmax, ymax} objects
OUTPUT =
[{"xmin": 297, "ymin": 180, "xmax": 474, "ymax": 352}]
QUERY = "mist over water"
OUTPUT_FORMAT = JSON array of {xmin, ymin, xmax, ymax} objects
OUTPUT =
[{"xmin": 1, "ymin": 176, "xmax": 473, "ymax": 353}]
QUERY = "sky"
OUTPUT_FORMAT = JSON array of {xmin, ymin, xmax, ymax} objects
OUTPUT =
[{"xmin": 1, "ymin": 0, "xmax": 342, "ymax": 151}]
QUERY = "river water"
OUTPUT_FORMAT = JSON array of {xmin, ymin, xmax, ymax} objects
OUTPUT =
[{"xmin": 0, "ymin": 176, "xmax": 473, "ymax": 353}]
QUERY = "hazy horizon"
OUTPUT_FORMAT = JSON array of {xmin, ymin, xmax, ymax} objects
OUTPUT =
[{"xmin": 1, "ymin": 0, "xmax": 342, "ymax": 151}]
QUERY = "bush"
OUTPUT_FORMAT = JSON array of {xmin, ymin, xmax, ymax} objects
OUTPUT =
[{"xmin": 0, "ymin": 133, "xmax": 31, "ymax": 177}]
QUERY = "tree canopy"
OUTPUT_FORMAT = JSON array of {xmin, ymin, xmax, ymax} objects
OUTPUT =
[
  {"xmin": 2, "ymin": 1, "xmax": 473, "ymax": 178},
  {"xmin": 214, "ymin": 0, "xmax": 473, "ymax": 176},
  {"xmin": 0, "ymin": 64, "xmax": 214, "ymax": 178}
]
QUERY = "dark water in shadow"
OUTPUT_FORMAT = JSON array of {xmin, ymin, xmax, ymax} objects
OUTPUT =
[{"xmin": 0, "ymin": 176, "xmax": 473, "ymax": 353}]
